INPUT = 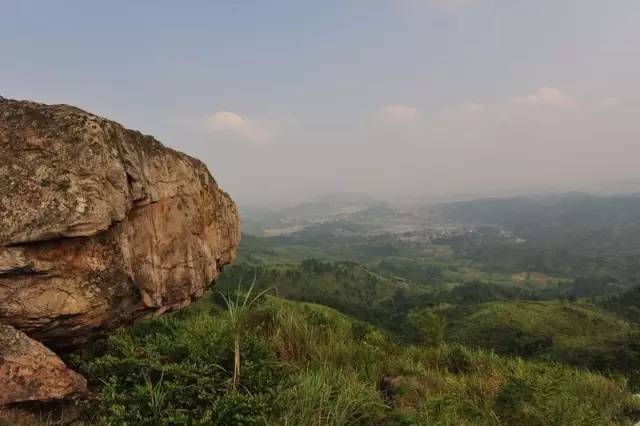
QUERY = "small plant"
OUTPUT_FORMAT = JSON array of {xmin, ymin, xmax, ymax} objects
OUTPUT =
[
  {"xmin": 218, "ymin": 277, "xmax": 272, "ymax": 391},
  {"xmin": 144, "ymin": 371, "xmax": 167, "ymax": 423}
]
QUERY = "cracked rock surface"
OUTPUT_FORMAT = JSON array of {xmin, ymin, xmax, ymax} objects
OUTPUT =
[
  {"xmin": 0, "ymin": 324, "xmax": 88, "ymax": 406},
  {"xmin": 0, "ymin": 98, "xmax": 240, "ymax": 406}
]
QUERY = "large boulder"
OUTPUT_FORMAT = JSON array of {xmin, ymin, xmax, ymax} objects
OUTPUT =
[
  {"xmin": 0, "ymin": 98, "xmax": 240, "ymax": 407},
  {"xmin": 0, "ymin": 98, "xmax": 240, "ymax": 347},
  {"xmin": 0, "ymin": 324, "xmax": 88, "ymax": 406}
]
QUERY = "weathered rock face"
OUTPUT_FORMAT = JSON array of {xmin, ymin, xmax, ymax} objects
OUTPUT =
[
  {"xmin": 0, "ymin": 98, "xmax": 240, "ymax": 350},
  {"xmin": 0, "ymin": 324, "xmax": 88, "ymax": 406},
  {"xmin": 0, "ymin": 98, "xmax": 240, "ymax": 406}
]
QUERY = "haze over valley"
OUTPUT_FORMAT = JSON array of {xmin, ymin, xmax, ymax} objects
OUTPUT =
[{"xmin": 3, "ymin": 1, "xmax": 640, "ymax": 424}]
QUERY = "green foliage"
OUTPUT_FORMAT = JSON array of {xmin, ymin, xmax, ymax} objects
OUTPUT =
[
  {"xmin": 218, "ymin": 279, "xmax": 272, "ymax": 390},
  {"xmin": 278, "ymin": 367, "xmax": 386, "ymax": 425},
  {"xmin": 490, "ymin": 361, "xmax": 637, "ymax": 425},
  {"xmin": 217, "ymin": 261, "xmax": 428, "ymax": 329},
  {"xmin": 377, "ymin": 257, "xmax": 447, "ymax": 285},
  {"xmin": 604, "ymin": 285, "xmax": 640, "ymax": 324},
  {"xmin": 406, "ymin": 309, "xmax": 445, "ymax": 347},
  {"xmin": 437, "ymin": 300, "xmax": 640, "ymax": 378},
  {"xmin": 73, "ymin": 294, "xmax": 640, "ymax": 425},
  {"xmin": 76, "ymin": 310, "xmax": 287, "ymax": 425},
  {"xmin": 431, "ymin": 281, "xmax": 534, "ymax": 304}
]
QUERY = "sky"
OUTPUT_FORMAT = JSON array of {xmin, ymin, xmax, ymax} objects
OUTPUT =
[{"xmin": 2, "ymin": 0, "xmax": 640, "ymax": 206}]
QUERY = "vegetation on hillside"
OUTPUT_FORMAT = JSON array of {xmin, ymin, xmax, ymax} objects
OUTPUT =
[
  {"xmin": 71, "ymin": 293, "xmax": 640, "ymax": 425},
  {"xmin": 432, "ymin": 301, "xmax": 640, "ymax": 382},
  {"xmin": 52, "ymin": 193, "xmax": 640, "ymax": 424}
]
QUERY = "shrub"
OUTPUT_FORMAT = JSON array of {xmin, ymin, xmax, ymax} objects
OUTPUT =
[{"xmin": 406, "ymin": 309, "xmax": 445, "ymax": 347}]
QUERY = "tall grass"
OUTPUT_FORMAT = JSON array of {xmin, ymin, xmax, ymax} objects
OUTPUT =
[
  {"xmin": 144, "ymin": 371, "xmax": 167, "ymax": 423},
  {"xmin": 279, "ymin": 366, "xmax": 386, "ymax": 425},
  {"xmin": 73, "ymin": 293, "xmax": 640, "ymax": 425},
  {"xmin": 218, "ymin": 278, "xmax": 271, "ymax": 391}
]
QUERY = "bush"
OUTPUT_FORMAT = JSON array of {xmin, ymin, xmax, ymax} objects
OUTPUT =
[{"xmin": 406, "ymin": 309, "xmax": 445, "ymax": 347}]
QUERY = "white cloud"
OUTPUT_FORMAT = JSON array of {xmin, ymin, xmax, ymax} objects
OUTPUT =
[
  {"xmin": 513, "ymin": 86, "xmax": 577, "ymax": 108},
  {"xmin": 599, "ymin": 97, "xmax": 623, "ymax": 108},
  {"xmin": 204, "ymin": 110, "xmax": 270, "ymax": 143},
  {"xmin": 377, "ymin": 104, "xmax": 419, "ymax": 125}
]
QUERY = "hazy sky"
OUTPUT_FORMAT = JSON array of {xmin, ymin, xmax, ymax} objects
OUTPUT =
[{"xmin": 2, "ymin": 1, "xmax": 639, "ymax": 205}]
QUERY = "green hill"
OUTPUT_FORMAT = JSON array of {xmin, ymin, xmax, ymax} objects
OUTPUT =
[
  {"xmin": 216, "ymin": 260, "xmax": 428, "ymax": 327},
  {"xmin": 436, "ymin": 301, "xmax": 640, "ymax": 375}
]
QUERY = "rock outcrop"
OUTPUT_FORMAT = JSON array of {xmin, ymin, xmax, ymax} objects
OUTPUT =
[
  {"xmin": 0, "ymin": 98, "xmax": 240, "ymax": 405},
  {"xmin": 0, "ymin": 325, "xmax": 88, "ymax": 406}
]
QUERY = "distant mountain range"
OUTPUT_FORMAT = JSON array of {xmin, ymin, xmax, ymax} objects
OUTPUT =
[{"xmin": 241, "ymin": 190, "xmax": 640, "ymax": 239}]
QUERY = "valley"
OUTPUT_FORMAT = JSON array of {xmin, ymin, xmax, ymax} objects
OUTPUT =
[{"xmin": 19, "ymin": 191, "xmax": 640, "ymax": 424}]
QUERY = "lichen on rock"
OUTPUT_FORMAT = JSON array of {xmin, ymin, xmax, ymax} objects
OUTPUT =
[{"xmin": 0, "ymin": 98, "xmax": 241, "ymax": 406}]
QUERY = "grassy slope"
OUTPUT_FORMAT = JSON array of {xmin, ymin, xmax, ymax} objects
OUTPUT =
[
  {"xmin": 220, "ymin": 249, "xmax": 640, "ymax": 384},
  {"xmin": 437, "ymin": 301, "xmax": 640, "ymax": 375},
  {"xmin": 71, "ymin": 294, "xmax": 640, "ymax": 425}
]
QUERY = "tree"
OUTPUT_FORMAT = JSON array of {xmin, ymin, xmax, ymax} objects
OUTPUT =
[{"xmin": 407, "ymin": 309, "xmax": 445, "ymax": 347}]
